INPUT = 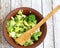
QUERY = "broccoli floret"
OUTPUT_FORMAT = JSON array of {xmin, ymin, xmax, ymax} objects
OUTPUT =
[
  {"xmin": 28, "ymin": 21, "xmax": 36, "ymax": 27},
  {"xmin": 14, "ymin": 17, "xmax": 18, "ymax": 22},
  {"xmin": 26, "ymin": 14, "xmax": 36, "ymax": 22},
  {"xmin": 31, "ymin": 33, "xmax": 38, "ymax": 41},
  {"xmin": 31, "ymin": 32, "xmax": 42, "ymax": 41},
  {"xmin": 25, "ymin": 14, "xmax": 37, "ymax": 28}
]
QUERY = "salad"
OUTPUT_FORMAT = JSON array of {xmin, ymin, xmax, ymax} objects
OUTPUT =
[{"xmin": 6, "ymin": 10, "xmax": 42, "ymax": 46}]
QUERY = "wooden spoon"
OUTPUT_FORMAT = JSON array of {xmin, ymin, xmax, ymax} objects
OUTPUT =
[{"xmin": 16, "ymin": 5, "xmax": 60, "ymax": 45}]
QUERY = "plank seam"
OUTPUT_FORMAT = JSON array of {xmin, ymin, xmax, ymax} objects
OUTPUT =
[
  {"xmin": 41, "ymin": 0, "xmax": 44, "ymax": 48},
  {"xmin": 10, "ymin": 0, "xmax": 11, "ymax": 11},
  {"xmin": 52, "ymin": 0, "xmax": 55, "ymax": 48}
]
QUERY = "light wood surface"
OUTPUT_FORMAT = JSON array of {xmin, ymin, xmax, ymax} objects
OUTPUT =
[{"xmin": 0, "ymin": 0, "xmax": 60, "ymax": 48}]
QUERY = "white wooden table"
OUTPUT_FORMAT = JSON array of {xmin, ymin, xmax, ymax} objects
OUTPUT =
[{"xmin": 0, "ymin": 0, "xmax": 60, "ymax": 48}]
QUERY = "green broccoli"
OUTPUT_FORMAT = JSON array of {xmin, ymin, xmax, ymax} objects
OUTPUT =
[
  {"xmin": 31, "ymin": 32, "xmax": 42, "ymax": 41},
  {"xmin": 26, "ymin": 14, "xmax": 36, "ymax": 22},
  {"xmin": 24, "ymin": 42, "xmax": 29, "ymax": 46},
  {"xmin": 28, "ymin": 21, "xmax": 36, "ymax": 27},
  {"xmin": 14, "ymin": 17, "xmax": 18, "ymax": 22}
]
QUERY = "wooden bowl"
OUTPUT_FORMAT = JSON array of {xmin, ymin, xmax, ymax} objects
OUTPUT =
[{"xmin": 3, "ymin": 7, "xmax": 47, "ymax": 48}]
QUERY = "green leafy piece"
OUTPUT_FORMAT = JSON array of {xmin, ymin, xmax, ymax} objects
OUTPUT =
[
  {"xmin": 28, "ymin": 21, "xmax": 36, "ymax": 27},
  {"xmin": 7, "ymin": 26, "xmax": 14, "ymax": 32},
  {"xmin": 14, "ymin": 27, "xmax": 20, "ymax": 32},
  {"xmin": 26, "ymin": 14, "xmax": 36, "ymax": 22},
  {"xmin": 15, "ymin": 33, "xmax": 22, "ymax": 38},
  {"xmin": 8, "ymin": 20, "xmax": 16, "ymax": 26},
  {"xmin": 22, "ymin": 14, "xmax": 26, "ymax": 18},
  {"xmin": 31, "ymin": 32, "xmax": 42, "ymax": 41},
  {"xmin": 33, "ymin": 20, "xmax": 37, "ymax": 24},
  {"xmin": 31, "ymin": 34, "xmax": 38, "ymax": 41},
  {"xmin": 7, "ymin": 20, "xmax": 15, "ymax": 27},
  {"xmin": 6, "ymin": 20, "xmax": 10, "ymax": 24},
  {"xmin": 24, "ymin": 20, "xmax": 29, "ymax": 26},
  {"xmin": 16, "ymin": 15, "xmax": 22, "ymax": 20},
  {"xmin": 35, "ymin": 32, "xmax": 42, "ymax": 37},
  {"xmin": 14, "ymin": 17, "xmax": 18, "ymax": 22},
  {"xmin": 6, "ymin": 20, "xmax": 10, "ymax": 28},
  {"xmin": 24, "ymin": 39, "xmax": 33, "ymax": 46},
  {"xmin": 19, "ymin": 28, "xmax": 24, "ymax": 33},
  {"xmin": 14, "ymin": 15, "xmax": 25, "ymax": 23},
  {"xmin": 9, "ymin": 32, "xmax": 16, "ymax": 38},
  {"xmin": 27, "ymin": 39, "xmax": 33, "ymax": 45},
  {"xmin": 24, "ymin": 42, "xmax": 29, "ymax": 46},
  {"xmin": 17, "ymin": 10, "xmax": 22, "ymax": 15}
]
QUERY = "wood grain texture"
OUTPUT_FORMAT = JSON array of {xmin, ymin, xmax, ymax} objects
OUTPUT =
[
  {"xmin": 42, "ymin": 0, "xmax": 54, "ymax": 48},
  {"xmin": 53, "ymin": 0, "xmax": 60, "ymax": 48},
  {"xmin": 32, "ymin": 0, "xmax": 43, "ymax": 48},
  {"xmin": 11, "ymin": 0, "xmax": 22, "ymax": 10},
  {"xmin": 0, "ymin": 0, "xmax": 12, "ymax": 48},
  {"xmin": 0, "ymin": 19, "xmax": 2, "ymax": 48},
  {"xmin": 32, "ymin": 0, "xmax": 42, "ymax": 14},
  {"xmin": 0, "ymin": 1, "xmax": 2, "ymax": 48},
  {"xmin": 22, "ymin": 0, "xmax": 31, "ymax": 7}
]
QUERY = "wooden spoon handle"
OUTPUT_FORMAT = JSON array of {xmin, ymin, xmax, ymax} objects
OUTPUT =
[{"xmin": 33, "ymin": 5, "xmax": 60, "ymax": 31}]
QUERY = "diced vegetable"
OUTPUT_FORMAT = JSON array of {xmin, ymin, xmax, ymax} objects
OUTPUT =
[
  {"xmin": 24, "ymin": 20, "xmax": 29, "ymax": 26},
  {"xmin": 24, "ymin": 42, "xmax": 29, "ymax": 46},
  {"xmin": 10, "ymin": 20, "xmax": 15, "ymax": 26},
  {"xmin": 17, "ymin": 10, "xmax": 22, "ymax": 15},
  {"xmin": 28, "ymin": 21, "xmax": 36, "ymax": 27},
  {"xmin": 9, "ymin": 32, "xmax": 16, "ymax": 38},
  {"xmin": 24, "ymin": 39, "xmax": 33, "ymax": 46},
  {"xmin": 14, "ymin": 27, "xmax": 20, "ymax": 32}
]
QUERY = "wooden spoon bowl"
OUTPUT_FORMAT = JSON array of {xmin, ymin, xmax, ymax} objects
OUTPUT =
[{"xmin": 3, "ymin": 7, "xmax": 47, "ymax": 48}]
